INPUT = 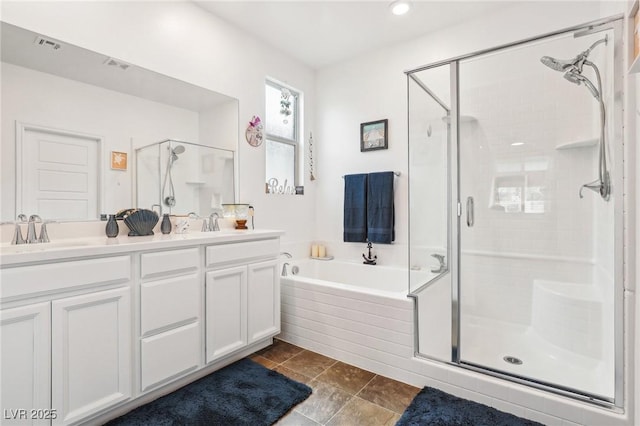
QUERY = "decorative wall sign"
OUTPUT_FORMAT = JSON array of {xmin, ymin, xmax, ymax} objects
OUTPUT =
[
  {"xmin": 110, "ymin": 151, "xmax": 127, "ymax": 170},
  {"xmin": 360, "ymin": 119, "xmax": 388, "ymax": 152},
  {"xmin": 309, "ymin": 132, "xmax": 316, "ymax": 181},
  {"xmin": 246, "ymin": 115, "xmax": 264, "ymax": 147}
]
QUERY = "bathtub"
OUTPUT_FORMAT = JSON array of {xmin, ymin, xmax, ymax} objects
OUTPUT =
[{"xmin": 279, "ymin": 259, "xmax": 432, "ymax": 380}]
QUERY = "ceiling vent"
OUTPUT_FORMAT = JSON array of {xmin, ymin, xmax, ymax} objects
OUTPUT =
[
  {"xmin": 104, "ymin": 57, "xmax": 131, "ymax": 71},
  {"xmin": 34, "ymin": 36, "xmax": 62, "ymax": 51}
]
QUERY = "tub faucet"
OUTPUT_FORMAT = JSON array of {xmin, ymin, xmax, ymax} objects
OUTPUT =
[
  {"xmin": 362, "ymin": 242, "xmax": 377, "ymax": 265},
  {"xmin": 26, "ymin": 215, "xmax": 42, "ymax": 244},
  {"xmin": 281, "ymin": 262, "xmax": 290, "ymax": 277},
  {"xmin": 431, "ymin": 254, "xmax": 446, "ymax": 273},
  {"xmin": 280, "ymin": 252, "xmax": 292, "ymax": 276}
]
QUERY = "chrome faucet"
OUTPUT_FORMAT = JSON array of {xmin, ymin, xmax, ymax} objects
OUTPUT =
[
  {"xmin": 280, "ymin": 252, "xmax": 292, "ymax": 276},
  {"xmin": 281, "ymin": 262, "xmax": 290, "ymax": 276},
  {"xmin": 26, "ymin": 215, "xmax": 42, "ymax": 244},
  {"xmin": 431, "ymin": 254, "xmax": 446, "ymax": 273},
  {"xmin": 209, "ymin": 212, "xmax": 220, "ymax": 232},
  {"xmin": 201, "ymin": 217, "xmax": 210, "ymax": 232}
]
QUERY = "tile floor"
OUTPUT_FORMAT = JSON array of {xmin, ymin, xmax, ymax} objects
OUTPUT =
[{"xmin": 249, "ymin": 339, "xmax": 421, "ymax": 426}]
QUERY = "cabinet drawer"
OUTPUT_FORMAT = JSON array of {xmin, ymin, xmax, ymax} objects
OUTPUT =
[
  {"xmin": 140, "ymin": 247, "xmax": 199, "ymax": 279},
  {"xmin": 1, "ymin": 256, "xmax": 130, "ymax": 301},
  {"xmin": 140, "ymin": 322, "xmax": 200, "ymax": 392},
  {"xmin": 205, "ymin": 239, "xmax": 279, "ymax": 268},
  {"xmin": 141, "ymin": 273, "xmax": 200, "ymax": 336}
]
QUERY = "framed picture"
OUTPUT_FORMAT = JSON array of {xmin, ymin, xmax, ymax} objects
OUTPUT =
[
  {"xmin": 110, "ymin": 151, "xmax": 127, "ymax": 170},
  {"xmin": 360, "ymin": 119, "xmax": 388, "ymax": 152}
]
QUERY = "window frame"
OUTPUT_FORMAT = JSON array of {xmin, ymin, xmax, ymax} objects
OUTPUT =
[{"xmin": 265, "ymin": 79, "xmax": 301, "ymax": 190}]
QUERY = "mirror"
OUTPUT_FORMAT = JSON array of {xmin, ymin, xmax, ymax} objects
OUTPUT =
[{"xmin": 1, "ymin": 22, "xmax": 239, "ymax": 222}]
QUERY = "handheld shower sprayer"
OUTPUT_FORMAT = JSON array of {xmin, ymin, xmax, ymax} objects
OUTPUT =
[
  {"xmin": 540, "ymin": 35, "xmax": 610, "ymax": 201},
  {"xmin": 162, "ymin": 144, "xmax": 186, "ymax": 209}
]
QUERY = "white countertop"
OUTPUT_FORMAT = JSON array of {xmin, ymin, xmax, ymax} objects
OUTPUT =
[{"xmin": 0, "ymin": 230, "xmax": 284, "ymax": 267}]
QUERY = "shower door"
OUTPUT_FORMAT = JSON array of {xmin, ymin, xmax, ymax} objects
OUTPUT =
[{"xmin": 456, "ymin": 26, "xmax": 620, "ymax": 402}]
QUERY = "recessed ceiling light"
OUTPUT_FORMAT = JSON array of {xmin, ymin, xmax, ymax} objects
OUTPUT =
[
  {"xmin": 389, "ymin": 0, "xmax": 411, "ymax": 16},
  {"xmin": 511, "ymin": 142, "xmax": 525, "ymax": 146}
]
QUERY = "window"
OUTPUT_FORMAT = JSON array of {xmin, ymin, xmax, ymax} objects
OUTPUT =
[{"xmin": 265, "ymin": 79, "xmax": 301, "ymax": 194}]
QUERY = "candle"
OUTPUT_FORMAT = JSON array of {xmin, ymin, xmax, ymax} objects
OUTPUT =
[
  {"xmin": 311, "ymin": 244, "xmax": 319, "ymax": 258},
  {"xmin": 318, "ymin": 245, "xmax": 326, "ymax": 258}
]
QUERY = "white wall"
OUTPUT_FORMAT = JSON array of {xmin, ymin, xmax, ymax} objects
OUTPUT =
[{"xmin": 1, "ymin": 0, "xmax": 317, "ymax": 250}]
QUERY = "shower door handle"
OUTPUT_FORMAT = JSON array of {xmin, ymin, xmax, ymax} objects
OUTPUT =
[{"xmin": 466, "ymin": 196, "xmax": 474, "ymax": 227}]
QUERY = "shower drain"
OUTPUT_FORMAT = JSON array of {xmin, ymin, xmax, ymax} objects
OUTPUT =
[{"xmin": 503, "ymin": 356, "xmax": 523, "ymax": 365}]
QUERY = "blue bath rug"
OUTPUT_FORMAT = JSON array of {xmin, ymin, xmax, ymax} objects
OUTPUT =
[
  {"xmin": 396, "ymin": 386, "xmax": 543, "ymax": 426},
  {"xmin": 106, "ymin": 358, "xmax": 312, "ymax": 426}
]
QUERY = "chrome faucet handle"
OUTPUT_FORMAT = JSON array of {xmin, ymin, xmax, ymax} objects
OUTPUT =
[
  {"xmin": 280, "ymin": 251, "xmax": 292, "ymax": 258},
  {"xmin": 11, "ymin": 222, "xmax": 26, "ymax": 245},
  {"xmin": 16, "ymin": 214, "xmax": 28, "ymax": 222},
  {"xmin": 579, "ymin": 178, "xmax": 603, "ymax": 199},
  {"xmin": 201, "ymin": 218, "xmax": 210, "ymax": 232},
  {"xmin": 430, "ymin": 254, "xmax": 446, "ymax": 273},
  {"xmin": 209, "ymin": 212, "xmax": 220, "ymax": 232},
  {"xmin": 38, "ymin": 221, "xmax": 56, "ymax": 243}
]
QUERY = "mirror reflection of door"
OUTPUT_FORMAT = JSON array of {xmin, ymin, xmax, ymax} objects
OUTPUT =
[{"xmin": 18, "ymin": 123, "xmax": 101, "ymax": 220}]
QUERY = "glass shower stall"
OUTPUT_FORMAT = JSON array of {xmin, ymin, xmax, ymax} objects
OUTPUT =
[{"xmin": 408, "ymin": 16, "xmax": 623, "ymax": 406}]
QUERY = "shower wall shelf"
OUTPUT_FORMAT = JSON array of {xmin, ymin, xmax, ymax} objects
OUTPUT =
[
  {"xmin": 441, "ymin": 115, "xmax": 477, "ymax": 123},
  {"xmin": 555, "ymin": 138, "xmax": 598, "ymax": 150}
]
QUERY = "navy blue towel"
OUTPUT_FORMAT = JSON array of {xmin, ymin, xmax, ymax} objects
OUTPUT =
[
  {"xmin": 343, "ymin": 173, "xmax": 368, "ymax": 242},
  {"xmin": 367, "ymin": 171, "xmax": 395, "ymax": 244}
]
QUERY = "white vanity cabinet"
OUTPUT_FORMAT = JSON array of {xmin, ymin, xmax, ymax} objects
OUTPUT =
[
  {"xmin": 0, "ymin": 256, "xmax": 132, "ymax": 426},
  {"xmin": 0, "ymin": 230, "xmax": 283, "ymax": 425},
  {"xmin": 0, "ymin": 302, "xmax": 51, "ymax": 426},
  {"xmin": 51, "ymin": 287, "xmax": 131, "ymax": 425},
  {"xmin": 138, "ymin": 247, "xmax": 202, "ymax": 392},
  {"xmin": 204, "ymin": 238, "xmax": 280, "ymax": 364}
]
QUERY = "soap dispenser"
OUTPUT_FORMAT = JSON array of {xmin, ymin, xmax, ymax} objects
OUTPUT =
[
  {"xmin": 105, "ymin": 214, "xmax": 119, "ymax": 238},
  {"xmin": 161, "ymin": 214, "xmax": 172, "ymax": 234}
]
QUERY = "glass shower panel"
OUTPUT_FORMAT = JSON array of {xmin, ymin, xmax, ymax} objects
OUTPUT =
[
  {"xmin": 408, "ymin": 65, "xmax": 452, "ymax": 361},
  {"xmin": 457, "ymin": 30, "xmax": 615, "ymax": 400},
  {"xmin": 135, "ymin": 140, "xmax": 235, "ymax": 217}
]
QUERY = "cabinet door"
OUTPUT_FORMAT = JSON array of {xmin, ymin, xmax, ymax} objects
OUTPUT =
[
  {"xmin": 248, "ymin": 259, "xmax": 280, "ymax": 344},
  {"xmin": 52, "ymin": 288, "xmax": 131, "ymax": 425},
  {"xmin": 205, "ymin": 266, "xmax": 247, "ymax": 363},
  {"xmin": 1, "ymin": 303, "xmax": 51, "ymax": 426}
]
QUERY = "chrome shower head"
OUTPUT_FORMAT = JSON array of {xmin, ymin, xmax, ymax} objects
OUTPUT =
[
  {"xmin": 540, "ymin": 35, "xmax": 607, "ymax": 75},
  {"xmin": 563, "ymin": 70, "xmax": 600, "ymax": 99},
  {"xmin": 540, "ymin": 55, "xmax": 575, "ymax": 72},
  {"xmin": 169, "ymin": 145, "xmax": 186, "ymax": 162}
]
